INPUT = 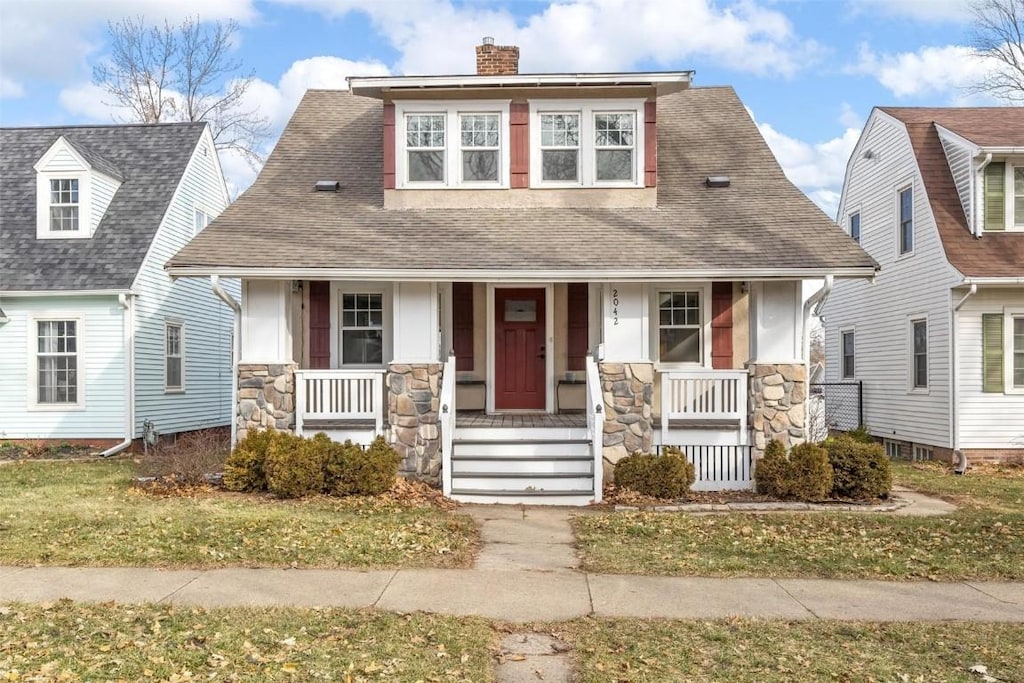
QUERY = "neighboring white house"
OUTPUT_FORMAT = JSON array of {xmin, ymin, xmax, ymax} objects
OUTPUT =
[
  {"xmin": 824, "ymin": 107, "xmax": 1024, "ymax": 463},
  {"xmin": 0, "ymin": 122, "xmax": 238, "ymax": 452},
  {"xmin": 166, "ymin": 41, "xmax": 877, "ymax": 503}
]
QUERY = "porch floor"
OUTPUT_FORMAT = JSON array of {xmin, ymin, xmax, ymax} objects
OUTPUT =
[{"xmin": 455, "ymin": 411, "xmax": 587, "ymax": 429}]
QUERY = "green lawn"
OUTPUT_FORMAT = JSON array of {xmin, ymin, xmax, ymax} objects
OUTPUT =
[
  {"xmin": 0, "ymin": 460, "xmax": 477, "ymax": 570},
  {"xmin": 573, "ymin": 461, "xmax": 1024, "ymax": 580}
]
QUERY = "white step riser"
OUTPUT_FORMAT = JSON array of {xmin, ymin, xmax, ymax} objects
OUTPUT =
[
  {"xmin": 453, "ymin": 442, "xmax": 591, "ymax": 457},
  {"xmin": 454, "ymin": 427, "xmax": 589, "ymax": 442},
  {"xmin": 451, "ymin": 459, "xmax": 593, "ymax": 474},
  {"xmin": 450, "ymin": 493, "xmax": 594, "ymax": 506},
  {"xmin": 452, "ymin": 475, "xmax": 594, "ymax": 491}
]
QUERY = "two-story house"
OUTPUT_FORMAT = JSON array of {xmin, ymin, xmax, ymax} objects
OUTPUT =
[
  {"xmin": 0, "ymin": 123, "xmax": 239, "ymax": 453},
  {"xmin": 824, "ymin": 107, "xmax": 1024, "ymax": 464},
  {"xmin": 167, "ymin": 40, "xmax": 876, "ymax": 503}
]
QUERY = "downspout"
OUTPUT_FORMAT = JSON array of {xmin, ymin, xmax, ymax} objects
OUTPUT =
[
  {"xmin": 801, "ymin": 275, "xmax": 833, "ymax": 363},
  {"xmin": 212, "ymin": 275, "xmax": 242, "ymax": 448},
  {"xmin": 101, "ymin": 293, "xmax": 134, "ymax": 457},
  {"xmin": 974, "ymin": 154, "xmax": 993, "ymax": 237},
  {"xmin": 951, "ymin": 283, "xmax": 978, "ymax": 461}
]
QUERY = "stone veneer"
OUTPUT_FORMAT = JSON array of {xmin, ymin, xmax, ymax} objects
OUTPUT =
[
  {"xmin": 600, "ymin": 362, "xmax": 654, "ymax": 469},
  {"xmin": 387, "ymin": 363, "xmax": 443, "ymax": 483},
  {"xmin": 236, "ymin": 363, "xmax": 296, "ymax": 441},
  {"xmin": 748, "ymin": 362, "xmax": 807, "ymax": 457}
]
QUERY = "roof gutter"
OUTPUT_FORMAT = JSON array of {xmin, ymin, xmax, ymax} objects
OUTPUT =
[
  {"xmin": 962, "ymin": 276, "xmax": 1024, "ymax": 286},
  {"xmin": 101, "ymin": 293, "xmax": 135, "ymax": 457},
  {"xmin": 1, "ymin": 289, "xmax": 133, "ymax": 297},
  {"xmin": 801, "ymin": 275, "xmax": 833, "ymax": 364},
  {"xmin": 211, "ymin": 276, "xmax": 242, "ymax": 448},
  {"xmin": 973, "ymin": 153, "xmax": 993, "ymax": 237}
]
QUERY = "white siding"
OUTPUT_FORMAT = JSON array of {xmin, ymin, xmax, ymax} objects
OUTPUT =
[
  {"xmin": 43, "ymin": 146, "xmax": 85, "ymax": 172},
  {"xmin": 0, "ymin": 296, "xmax": 126, "ymax": 439},
  {"xmin": 823, "ymin": 112, "xmax": 962, "ymax": 448},
  {"xmin": 940, "ymin": 135, "xmax": 972, "ymax": 224},
  {"xmin": 957, "ymin": 288, "xmax": 1024, "ymax": 449},
  {"xmin": 90, "ymin": 172, "xmax": 120, "ymax": 235},
  {"xmin": 131, "ymin": 131, "xmax": 238, "ymax": 437}
]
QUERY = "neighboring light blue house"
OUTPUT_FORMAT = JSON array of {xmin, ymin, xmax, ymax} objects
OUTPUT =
[{"xmin": 0, "ymin": 122, "xmax": 239, "ymax": 454}]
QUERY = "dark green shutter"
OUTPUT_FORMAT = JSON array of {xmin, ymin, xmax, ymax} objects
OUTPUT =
[
  {"xmin": 984, "ymin": 162, "xmax": 1006, "ymax": 232},
  {"xmin": 982, "ymin": 313, "xmax": 1004, "ymax": 393}
]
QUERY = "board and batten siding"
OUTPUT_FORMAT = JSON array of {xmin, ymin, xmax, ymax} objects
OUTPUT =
[
  {"xmin": 824, "ymin": 111, "xmax": 962, "ymax": 449},
  {"xmin": 130, "ymin": 129, "xmax": 237, "ymax": 438},
  {"xmin": 0, "ymin": 295, "xmax": 126, "ymax": 439},
  {"xmin": 957, "ymin": 288, "xmax": 1024, "ymax": 449}
]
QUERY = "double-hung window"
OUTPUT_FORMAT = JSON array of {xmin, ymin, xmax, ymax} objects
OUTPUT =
[
  {"xmin": 460, "ymin": 113, "xmax": 500, "ymax": 182},
  {"xmin": 539, "ymin": 113, "xmax": 580, "ymax": 182},
  {"xmin": 49, "ymin": 179, "xmax": 79, "ymax": 232},
  {"xmin": 657, "ymin": 291, "xmax": 702, "ymax": 364},
  {"xmin": 594, "ymin": 112, "xmax": 635, "ymax": 182},
  {"xmin": 849, "ymin": 212, "xmax": 861, "ymax": 243},
  {"xmin": 841, "ymin": 330, "xmax": 855, "ymax": 379},
  {"xmin": 341, "ymin": 293, "xmax": 384, "ymax": 365},
  {"xmin": 165, "ymin": 321, "xmax": 184, "ymax": 391},
  {"xmin": 898, "ymin": 186, "xmax": 914, "ymax": 254},
  {"xmin": 405, "ymin": 113, "xmax": 446, "ymax": 183},
  {"xmin": 911, "ymin": 318, "xmax": 927, "ymax": 389},
  {"xmin": 36, "ymin": 319, "xmax": 79, "ymax": 405}
]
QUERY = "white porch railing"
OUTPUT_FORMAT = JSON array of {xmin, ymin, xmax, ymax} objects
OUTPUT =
[
  {"xmin": 585, "ymin": 354, "xmax": 604, "ymax": 503},
  {"xmin": 294, "ymin": 369, "xmax": 385, "ymax": 440},
  {"xmin": 661, "ymin": 369, "xmax": 748, "ymax": 446},
  {"xmin": 439, "ymin": 354, "xmax": 456, "ymax": 497}
]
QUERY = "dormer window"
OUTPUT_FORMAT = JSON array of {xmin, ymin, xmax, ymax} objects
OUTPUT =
[
  {"xmin": 983, "ymin": 161, "xmax": 1024, "ymax": 232},
  {"xmin": 540, "ymin": 113, "xmax": 580, "ymax": 182},
  {"xmin": 49, "ymin": 179, "xmax": 80, "ymax": 232},
  {"xmin": 406, "ymin": 114, "xmax": 445, "ymax": 182},
  {"xmin": 460, "ymin": 113, "xmax": 500, "ymax": 182}
]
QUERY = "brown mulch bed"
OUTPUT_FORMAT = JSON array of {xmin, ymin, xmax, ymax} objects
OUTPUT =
[{"xmin": 0, "ymin": 442, "xmax": 98, "ymax": 461}]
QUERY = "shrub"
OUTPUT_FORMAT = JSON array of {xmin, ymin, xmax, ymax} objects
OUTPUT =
[
  {"xmin": 824, "ymin": 433, "xmax": 892, "ymax": 500},
  {"xmin": 326, "ymin": 436, "xmax": 400, "ymax": 496},
  {"xmin": 223, "ymin": 429, "xmax": 277, "ymax": 491},
  {"xmin": 614, "ymin": 448, "xmax": 695, "ymax": 499},
  {"xmin": 786, "ymin": 442, "xmax": 833, "ymax": 501},
  {"xmin": 754, "ymin": 439, "xmax": 790, "ymax": 497},
  {"xmin": 134, "ymin": 428, "xmax": 229, "ymax": 486},
  {"xmin": 264, "ymin": 431, "xmax": 328, "ymax": 498}
]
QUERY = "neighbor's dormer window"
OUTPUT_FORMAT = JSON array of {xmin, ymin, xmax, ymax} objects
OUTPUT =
[{"xmin": 49, "ymin": 179, "xmax": 80, "ymax": 232}]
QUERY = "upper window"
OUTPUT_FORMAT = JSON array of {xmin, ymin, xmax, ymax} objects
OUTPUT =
[
  {"xmin": 49, "ymin": 179, "xmax": 80, "ymax": 232},
  {"xmin": 657, "ymin": 291, "xmax": 701, "ymax": 364},
  {"xmin": 36, "ymin": 319, "xmax": 79, "ymax": 405},
  {"xmin": 341, "ymin": 293, "xmax": 384, "ymax": 365},
  {"xmin": 898, "ymin": 186, "xmax": 914, "ymax": 255},
  {"xmin": 193, "ymin": 208, "xmax": 211, "ymax": 235},
  {"xmin": 849, "ymin": 212, "xmax": 861, "ymax": 243},
  {"xmin": 397, "ymin": 102, "xmax": 509, "ymax": 188},
  {"xmin": 165, "ymin": 321, "xmax": 184, "ymax": 391},
  {"xmin": 983, "ymin": 161, "xmax": 1024, "ymax": 232},
  {"xmin": 530, "ymin": 99, "xmax": 645, "ymax": 188},
  {"xmin": 841, "ymin": 330, "xmax": 855, "ymax": 379},
  {"xmin": 911, "ymin": 318, "xmax": 927, "ymax": 389}
]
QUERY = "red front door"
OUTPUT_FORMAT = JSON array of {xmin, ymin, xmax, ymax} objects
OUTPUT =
[{"xmin": 495, "ymin": 288, "xmax": 546, "ymax": 410}]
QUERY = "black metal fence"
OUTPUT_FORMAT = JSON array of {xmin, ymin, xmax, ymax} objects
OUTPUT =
[{"xmin": 808, "ymin": 381, "xmax": 863, "ymax": 438}]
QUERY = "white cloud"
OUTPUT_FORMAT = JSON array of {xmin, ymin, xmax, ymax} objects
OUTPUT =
[
  {"xmin": 846, "ymin": 0, "xmax": 971, "ymax": 23},
  {"xmin": 0, "ymin": 76, "xmax": 25, "ymax": 99},
  {"xmin": 851, "ymin": 43, "xmax": 997, "ymax": 100},
  {"xmin": 274, "ymin": 0, "xmax": 823, "ymax": 77}
]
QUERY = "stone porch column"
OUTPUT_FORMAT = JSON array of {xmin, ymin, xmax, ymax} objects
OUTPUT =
[
  {"xmin": 387, "ymin": 363, "xmax": 443, "ymax": 483},
  {"xmin": 236, "ymin": 363, "xmax": 296, "ymax": 441},
  {"xmin": 748, "ymin": 362, "xmax": 807, "ymax": 457},
  {"xmin": 599, "ymin": 362, "xmax": 654, "ymax": 475}
]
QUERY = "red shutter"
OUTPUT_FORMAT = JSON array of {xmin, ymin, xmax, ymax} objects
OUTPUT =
[
  {"xmin": 710, "ymin": 282, "xmax": 733, "ymax": 369},
  {"xmin": 308, "ymin": 281, "xmax": 331, "ymax": 369},
  {"xmin": 453, "ymin": 282, "xmax": 474, "ymax": 371},
  {"xmin": 644, "ymin": 100, "xmax": 657, "ymax": 187},
  {"xmin": 383, "ymin": 103, "xmax": 396, "ymax": 190},
  {"xmin": 567, "ymin": 283, "xmax": 589, "ymax": 371},
  {"xmin": 510, "ymin": 102, "xmax": 529, "ymax": 188}
]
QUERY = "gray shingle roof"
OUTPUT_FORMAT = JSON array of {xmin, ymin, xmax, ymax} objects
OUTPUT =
[
  {"xmin": 168, "ymin": 87, "xmax": 876, "ymax": 276},
  {"xmin": 1, "ymin": 122, "xmax": 206, "ymax": 291}
]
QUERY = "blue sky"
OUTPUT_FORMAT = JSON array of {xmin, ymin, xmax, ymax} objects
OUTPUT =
[{"xmin": 0, "ymin": 0, "xmax": 992, "ymax": 215}]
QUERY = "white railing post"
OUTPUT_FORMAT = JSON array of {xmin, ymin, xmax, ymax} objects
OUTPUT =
[
  {"xmin": 439, "ymin": 354, "xmax": 456, "ymax": 497},
  {"xmin": 585, "ymin": 355, "xmax": 604, "ymax": 503},
  {"xmin": 294, "ymin": 370, "xmax": 306, "ymax": 436}
]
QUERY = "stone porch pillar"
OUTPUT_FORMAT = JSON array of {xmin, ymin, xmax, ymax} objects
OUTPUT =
[
  {"xmin": 748, "ymin": 362, "xmax": 807, "ymax": 457},
  {"xmin": 599, "ymin": 362, "xmax": 654, "ymax": 475},
  {"xmin": 236, "ymin": 363, "xmax": 296, "ymax": 441},
  {"xmin": 387, "ymin": 363, "xmax": 443, "ymax": 483}
]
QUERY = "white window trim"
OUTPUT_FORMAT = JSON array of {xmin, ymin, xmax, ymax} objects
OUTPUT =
[
  {"xmin": 193, "ymin": 205, "xmax": 213, "ymax": 236},
  {"xmin": 165, "ymin": 319, "xmax": 185, "ymax": 393},
  {"xmin": 907, "ymin": 314, "xmax": 929, "ymax": 394},
  {"xmin": 649, "ymin": 283, "xmax": 712, "ymax": 370},
  {"xmin": 528, "ymin": 98, "xmax": 646, "ymax": 189},
  {"xmin": 840, "ymin": 328, "xmax": 856, "ymax": 380},
  {"xmin": 912, "ymin": 444, "xmax": 934, "ymax": 461},
  {"xmin": 1005, "ymin": 306, "xmax": 1024, "ymax": 394},
  {"xmin": 27, "ymin": 313, "xmax": 86, "ymax": 411},
  {"xmin": 394, "ymin": 100, "xmax": 511, "ymax": 189},
  {"xmin": 35, "ymin": 170, "xmax": 92, "ymax": 239},
  {"xmin": 896, "ymin": 182, "xmax": 915, "ymax": 258},
  {"xmin": 848, "ymin": 208, "xmax": 861, "ymax": 243},
  {"xmin": 883, "ymin": 439, "xmax": 900, "ymax": 459},
  {"xmin": 1004, "ymin": 163, "xmax": 1024, "ymax": 232},
  {"xmin": 329, "ymin": 282, "xmax": 392, "ymax": 369}
]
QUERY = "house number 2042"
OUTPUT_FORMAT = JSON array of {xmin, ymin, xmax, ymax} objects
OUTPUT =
[{"xmin": 612, "ymin": 289, "xmax": 619, "ymax": 326}]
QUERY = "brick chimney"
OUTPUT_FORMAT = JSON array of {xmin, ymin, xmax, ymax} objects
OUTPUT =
[{"xmin": 475, "ymin": 37, "xmax": 520, "ymax": 75}]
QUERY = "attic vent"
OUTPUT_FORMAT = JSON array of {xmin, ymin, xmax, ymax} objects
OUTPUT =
[
  {"xmin": 705, "ymin": 175, "xmax": 730, "ymax": 188},
  {"xmin": 315, "ymin": 180, "xmax": 340, "ymax": 192}
]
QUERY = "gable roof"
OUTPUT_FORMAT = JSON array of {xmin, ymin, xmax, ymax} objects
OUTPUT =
[
  {"xmin": 168, "ymin": 87, "xmax": 875, "ymax": 278},
  {"xmin": 881, "ymin": 107, "xmax": 1024, "ymax": 278},
  {"xmin": 1, "ymin": 122, "xmax": 206, "ymax": 292}
]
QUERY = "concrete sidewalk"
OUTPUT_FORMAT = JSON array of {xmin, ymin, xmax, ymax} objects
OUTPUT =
[{"xmin": 2, "ymin": 565, "xmax": 1022, "ymax": 623}]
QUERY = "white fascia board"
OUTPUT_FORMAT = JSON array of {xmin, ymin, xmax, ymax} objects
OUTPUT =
[
  {"xmin": 1, "ymin": 289, "xmax": 132, "ymax": 297},
  {"xmin": 961, "ymin": 277, "xmax": 1024, "ymax": 286},
  {"xmin": 166, "ymin": 266, "xmax": 877, "ymax": 282},
  {"xmin": 935, "ymin": 124, "xmax": 981, "ymax": 156},
  {"xmin": 349, "ymin": 71, "xmax": 693, "ymax": 98}
]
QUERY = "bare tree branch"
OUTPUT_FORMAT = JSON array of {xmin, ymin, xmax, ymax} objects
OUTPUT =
[
  {"xmin": 92, "ymin": 15, "xmax": 269, "ymax": 167},
  {"xmin": 970, "ymin": 0, "xmax": 1024, "ymax": 102}
]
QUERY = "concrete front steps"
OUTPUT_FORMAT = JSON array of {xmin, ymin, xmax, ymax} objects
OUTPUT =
[{"xmin": 449, "ymin": 427, "xmax": 597, "ymax": 506}]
